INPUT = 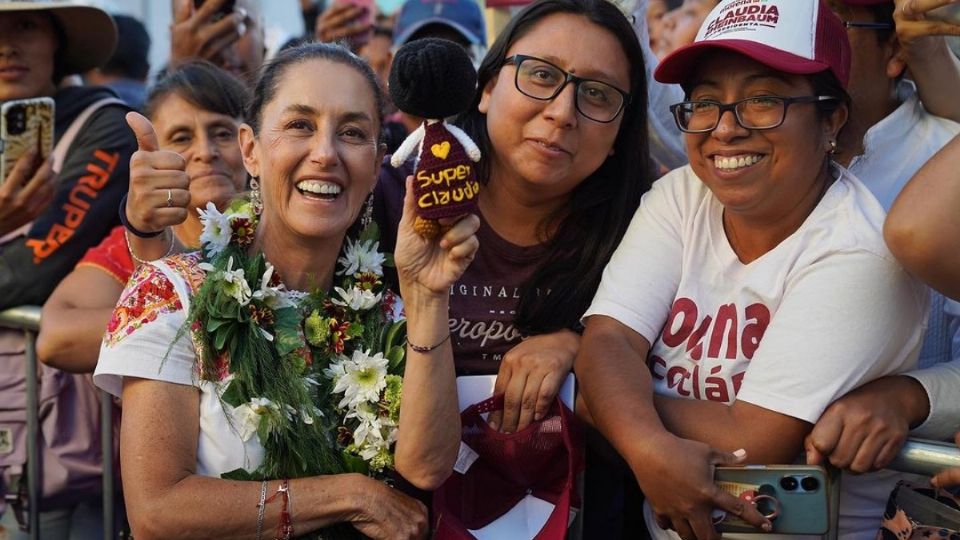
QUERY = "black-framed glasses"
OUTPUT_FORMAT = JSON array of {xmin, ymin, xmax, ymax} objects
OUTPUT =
[
  {"xmin": 503, "ymin": 54, "xmax": 631, "ymax": 123},
  {"xmin": 669, "ymin": 95, "xmax": 839, "ymax": 133},
  {"xmin": 842, "ymin": 20, "xmax": 895, "ymax": 30}
]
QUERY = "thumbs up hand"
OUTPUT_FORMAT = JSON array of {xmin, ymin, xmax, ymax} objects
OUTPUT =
[{"xmin": 125, "ymin": 112, "xmax": 191, "ymax": 234}]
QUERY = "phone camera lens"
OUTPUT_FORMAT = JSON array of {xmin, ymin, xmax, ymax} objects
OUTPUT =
[
  {"xmin": 779, "ymin": 476, "xmax": 799, "ymax": 491},
  {"xmin": 800, "ymin": 476, "xmax": 820, "ymax": 491}
]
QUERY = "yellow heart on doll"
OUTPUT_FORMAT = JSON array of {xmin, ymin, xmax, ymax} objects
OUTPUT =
[{"xmin": 430, "ymin": 141, "xmax": 451, "ymax": 160}]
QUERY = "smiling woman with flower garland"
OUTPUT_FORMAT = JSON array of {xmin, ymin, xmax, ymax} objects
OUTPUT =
[{"xmin": 93, "ymin": 42, "xmax": 479, "ymax": 540}]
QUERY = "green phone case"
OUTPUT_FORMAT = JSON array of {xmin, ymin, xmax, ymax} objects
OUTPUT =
[{"xmin": 714, "ymin": 465, "xmax": 838, "ymax": 535}]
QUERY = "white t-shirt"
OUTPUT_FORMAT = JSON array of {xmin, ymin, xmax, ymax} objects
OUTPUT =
[
  {"xmin": 94, "ymin": 253, "xmax": 266, "ymax": 478},
  {"xmin": 584, "ymin": 165, "xmax": 928, "ymax": 540}
]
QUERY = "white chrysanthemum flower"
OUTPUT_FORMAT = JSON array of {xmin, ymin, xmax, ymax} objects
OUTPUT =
[
  {"xmin": 337, "ymin": 238, "xmax": 386, "ymax": 277},
  {"xmin": 197, "ymin": 202, "xmax": 233, "ymax": 258},
  {"xmin": 322, "ymin": 355, "xmax": 349, "ymax": 382},
  {"xmin": 331, "ymin": 286, "xmax": 381, "ymax": 311},
  {"xmin": 251, "ymin": 263, "xmax": 296, "ymax": 310},
  {"xmin": 349, "ymin": 405, "xmax": 384, "ymax": 447},
  {"xmin": 218, "ymin": 256, "xmax": 252, "ymax": 306},
  {"xmin": 331, "ymin": 349, "xmax": 388, "ymax": 409}
]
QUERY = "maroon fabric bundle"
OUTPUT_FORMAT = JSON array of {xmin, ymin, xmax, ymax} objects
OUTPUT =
[
  {"xmin": 413, "ymin": 122, "xmax": 479, "ymax": 221},
  {"xmin": 433, "ymin": 394, "xmax": 583, "ymax": 539}
]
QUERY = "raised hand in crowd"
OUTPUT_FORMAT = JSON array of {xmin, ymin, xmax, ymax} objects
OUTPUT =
[
  {"xmin": 394, "ymin": 175, "xmax": 481, "ymax": 489},
  {"xmin": 170, "ymin": 0, "xmax": 246, "ymax": 66},
  {"xmin": 890, "ymin": 0, "xmax": 960, "ymax": 123},
  {"xmin": 0, "ymin": 151, "xmax": 55, "ymax": 236},
  {"xmin": 315, "ymin": 0, "xmax": 375, "ymax": 50},
  {"xmin": 123, "ymin": 111, "xmax": 191, "ymax": 262},
  {"xmin": 487, "ymin": 329, "xmax": 579, "ymax": 433}
]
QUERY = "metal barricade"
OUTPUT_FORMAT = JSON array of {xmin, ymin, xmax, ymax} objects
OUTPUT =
[{"xmin": 0, "ymin": 306, "xmax": 117, "ymax": 540}]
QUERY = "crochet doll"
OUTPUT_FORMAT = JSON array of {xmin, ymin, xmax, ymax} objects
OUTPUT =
[{"xmin": 389, "ymin": 38, "xmax": 481, "ymax": 239}]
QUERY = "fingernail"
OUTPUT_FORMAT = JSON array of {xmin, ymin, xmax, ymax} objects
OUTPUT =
[
  {"xmin": 234, "ymin": 6, "xmax": 248, "ymax": 18},
  {"xmin": 733, "ymin": 448, "xmax": 747, "ymax": 458},
  {"xmin": 236, "ymin": 20, "xmax": 247, "ymax": 36},
  {"xmin": 488, "ymin": 420, "xmax": 499, "ymax": 431}
]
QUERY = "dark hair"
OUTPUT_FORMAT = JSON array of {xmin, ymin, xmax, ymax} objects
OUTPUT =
[
  {"xmin": 455, "ymin": 0, "xmax": 652, "ymax": 335},
  {"xmin": 246, "ymin": 42, "xmax": 385, "ymax": 138},
  {"xmin": 143, "ymin": 61, "xmax": 249, "ymax": 122},
  {"xmin": 101, "ymin": 15, "xmax": 151, "ymax": 80}
]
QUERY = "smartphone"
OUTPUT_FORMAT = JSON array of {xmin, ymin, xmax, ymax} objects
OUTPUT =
[
  {"xmin": 0, "ymin": 97, "xmax": 54, "ymax": 185},
  {"xmin": 343, "ymin": 0, "xmax": 374, "ymax": 29},
  {"xmin": 194, "ymin": 0, "xmax": 236, "ymax": 22},
  {"xmin": 714, "ymin": 465, "xmax": 838, "ymax": 535}
]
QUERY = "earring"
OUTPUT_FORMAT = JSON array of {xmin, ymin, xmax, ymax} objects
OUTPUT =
[
  {"xmin": 828, "ymin": 140, "xmax": 837, "ymax": 155},
  {"xmin": 360, "ymin": 193, "xmax": 374, "ymax": 229},
  {"xmin": 250, "ymin": 177, "xmax": 263, "ymax": 216}
]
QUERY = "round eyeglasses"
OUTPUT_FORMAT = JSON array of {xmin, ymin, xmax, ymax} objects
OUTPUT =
[
  {"xmin": 504, "ymin": 54, "xmax": 630, "ymax": 123},
  {"xmin": 669, "ymin": 95, "xmax": 840, "ymax": 133}
]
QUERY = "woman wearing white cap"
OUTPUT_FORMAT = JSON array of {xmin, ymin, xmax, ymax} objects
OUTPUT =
[
  {"xmin": 0, "ymin": 2, "xmax": 136, "ymax": 539},
  {"xmin": 576, "ymin": 1, "xmax": 927, "ymax": 539}
]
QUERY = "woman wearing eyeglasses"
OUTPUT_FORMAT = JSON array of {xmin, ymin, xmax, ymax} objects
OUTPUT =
[
  {"xmin": 378, "ymin": 0, "xmax": 654, "ymax": 480},
  {"xmin": 575, "ymin": 1, "xmax": 928, "ymax": 539}
]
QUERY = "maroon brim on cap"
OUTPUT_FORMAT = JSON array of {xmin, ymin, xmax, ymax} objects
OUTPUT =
[{"xmin": 654, "ymin": 39, "xmax": 832, "ymax": 86}]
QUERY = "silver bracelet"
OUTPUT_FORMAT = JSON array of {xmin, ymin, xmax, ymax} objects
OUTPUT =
[
  {"xmin": 125, "ymin": 227, "xmax": 174, "ymax": 265},
  {"xmin": 256, "ymin": 479, "xmax": 268, "ymax": 540}
]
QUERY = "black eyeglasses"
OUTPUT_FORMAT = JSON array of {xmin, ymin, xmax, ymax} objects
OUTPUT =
[
  {"xmin": 503, "ymin": 54, "xmax": 631, "ymax": 123},
  {"xmin": 669, "ymin": 95, "xmax": 839, "ymax": 133},
  {"xmin": 842, "ymin": 20, "xmax": 894, "ymax": 30}
]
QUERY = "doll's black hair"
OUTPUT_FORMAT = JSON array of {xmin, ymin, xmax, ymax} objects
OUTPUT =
[{"xmin": 388, "ymin": 38, "xmax": 477, "ymax": 119}]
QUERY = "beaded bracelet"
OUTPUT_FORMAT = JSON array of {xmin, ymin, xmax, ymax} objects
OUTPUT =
[
  {"xmin": 125, "ymin": 228, "xmax": 174, "ymax": 265},
  {"xmin": 118, "ymin": 194, "xmax": 164, "ymax": 238},
  {"xmin": 407, "ymin": 333, "xmax": 451, "ymax": 353}
]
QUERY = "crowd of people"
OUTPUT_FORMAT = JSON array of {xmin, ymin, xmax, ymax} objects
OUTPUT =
[{"xmin": 0, "ymin": 0, "xmax": 958, "ymax": 538}]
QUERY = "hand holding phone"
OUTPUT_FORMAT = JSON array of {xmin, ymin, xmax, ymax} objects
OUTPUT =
[
  {"xmin": 714, "ymin": 465, "xmax": 838, "ymax": 535},
  {"xmin": 171, "ymin": 0, "xmax": 245, "ymax": 66},
  {"xmin": 0, "ymin": 97, "xmax": 56, "ymax": 235},
  {"xmin": 315, "ymin": 0, "xmax": 375, "ymax": 48}
]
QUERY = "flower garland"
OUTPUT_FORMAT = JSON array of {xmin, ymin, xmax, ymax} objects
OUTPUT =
[{"xmin": 185, "ymin": 200, "xmax": 407, "ymax": 534}]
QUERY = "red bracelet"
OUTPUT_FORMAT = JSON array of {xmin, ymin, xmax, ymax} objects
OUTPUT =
[
  {"xmin": 264, "ymin": 479, "xmax": 293, "ymax": 540},
  {"xmin": 407, "ymin": 333, "xmax": 451, "ymax": 353}
]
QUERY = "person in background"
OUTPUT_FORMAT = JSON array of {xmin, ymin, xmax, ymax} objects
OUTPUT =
[
  {"xmin": 576, "ymin": 2, "xmax": 927, "ymax": 539},
  {"xmin": 168, "ymin": 0, "xmax": 266, "ymax": 83},
  {"xmin": 646, "ymin": 0, "xmax": 681, "ymax": 54},
  {"xmin": 84, "ymin": 14, "xmax": 151, "ymax": 110},
  {"xmin": 37, "ymin": 61, "xmax": 249, "ymax": 374},
  {"xmin": 0, "ymin": 1, "xmax": 136, "ymax": 537},
  {"xmin": 802, "ymin": 0, "xmax": 960, "ymax": 480},
  {"xmin": 649, "ymin": 0, "xmax": 715, "ymax": 59}
]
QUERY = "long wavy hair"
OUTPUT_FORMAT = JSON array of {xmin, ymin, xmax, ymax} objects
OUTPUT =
[{"xmin": 454, "ymin": 0, "xmax": 653, "ymax": 335}]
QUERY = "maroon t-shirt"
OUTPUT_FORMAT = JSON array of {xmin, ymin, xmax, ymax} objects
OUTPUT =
[{"xmin": 375, "ymin": 159, "xmax": 547, "ymax": 375}]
